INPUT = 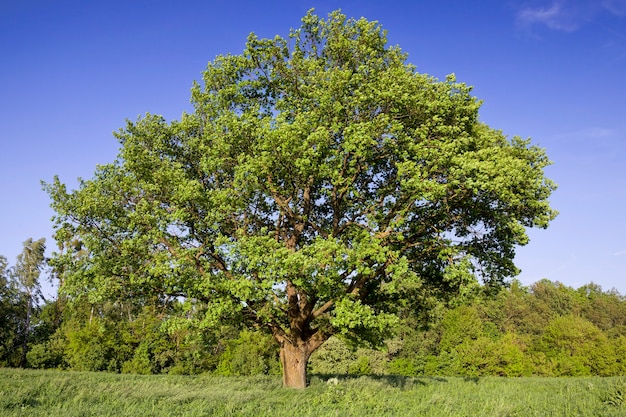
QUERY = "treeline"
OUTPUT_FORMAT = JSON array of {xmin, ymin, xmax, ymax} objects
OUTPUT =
[
  {"xmin": 2, "ymin": 241, "xmax": 626, "ymax": 377},
  {"xmin": 319, "ymin": 279, "xmax": 626, "ymax": 377},
  {"xmin": 0, "ymin": 239, "xmax": 46, "ymax": 368}
]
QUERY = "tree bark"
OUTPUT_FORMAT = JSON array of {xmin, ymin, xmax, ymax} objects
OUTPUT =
[
  {"xmin": 19, "ymin": 290, "xmax": 32, "ymax": 368},
  {"xmin": 279, "ymin": 341, "xmax": 311, "ymax": 389}
]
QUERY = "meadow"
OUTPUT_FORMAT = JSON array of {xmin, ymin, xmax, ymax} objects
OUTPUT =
[{"xmin": 1, "ymin": 368, "xmax": 625, "ymax": 416}]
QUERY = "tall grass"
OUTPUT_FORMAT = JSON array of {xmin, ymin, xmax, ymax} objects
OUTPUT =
[{"xmin": 1, "ymin": 368, "xmax": 624, "ymax": 416}]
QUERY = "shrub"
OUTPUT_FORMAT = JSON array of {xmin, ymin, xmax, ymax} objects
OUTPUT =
[{"xmin": 216, "ymin": 330, "xmax": 280, "ymax": 376}]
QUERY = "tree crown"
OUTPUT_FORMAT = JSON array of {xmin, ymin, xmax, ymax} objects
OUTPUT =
[{"xmin": 46, "ymin": 9, "xmax": 556, "ymax": 349}]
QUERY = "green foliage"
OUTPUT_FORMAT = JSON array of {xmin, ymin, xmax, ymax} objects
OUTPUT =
[
  {"xmin": 309, "ymin": 336, "xmax": 358, "ymax": 375},
  {"xmin": 26, "ymin": 332, "xmax": 67, "ymax": 369},
  {"xmin": 438, "ymin": 305, "xmax": 485, "ymax": 352},
  {"xmin": 308, "ymin": 336, "xmax": 388, "ymax": 376},
  {"xmin": 0, "ymin": 240, "xmax": 49, "ymax": 368},
  {"xmin": 387, "ymin": 357, "xmax": 419, "ymax": 376},
  {"xmin": 5, "ymin": 272, "xmax": 626, "ymax": 379},
  {"xmin": 381, "ymin": 280, "xmax": 626, "ymax": 378},
  {"xmin": 578, "ymin": 283, "xmax": 626, "ymax": 335},
  {"xmin": 121, "ymin": 343, "xmax": 153, "ymax": 374},
  {"xmin": 534, "ymin": 315, "xmax": 616, "ymax": 376},
  {"xmin": 118, "ymin": 305, "xmax": 218, "ymax": 375},
  {"xmin": 45, "ymin": 9, "xmax": 556, "ymax": 386},
  {"xmin": 14, "ymin": 238, "xmax": 46, "ymax": 291},
  {"xmin": 63, "ymin": 318, "xmax": 128, "ymax": 372},
  {"xmin": 14, "ymin": 238, "xmax": 47, "ymax": 367},
  {"xmin": 47, "ymin": 300, "xmax": 224, "ymax": 375},
  {"xmin": 452, "ymin": 334, "xmax": 530, "ymax": 377},
  {"xmin": 0, "ymin": 255, "xmax": 21, "ymax": 366},
  {"xmin": 216, "ymin": 330, "xmax": 280, "ymax": 376}
]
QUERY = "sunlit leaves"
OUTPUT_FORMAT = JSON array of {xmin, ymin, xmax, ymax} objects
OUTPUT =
[{"xmin": 45, "ymin": 9, "xmax": 556, "ymax": 361}]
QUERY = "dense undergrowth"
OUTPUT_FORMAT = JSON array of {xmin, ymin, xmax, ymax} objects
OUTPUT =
[{"xmin": 4, "ymin": 279, "xmax": 625, "ymax": 379}]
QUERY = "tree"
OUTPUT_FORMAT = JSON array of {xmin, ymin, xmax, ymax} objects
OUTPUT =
[
  {"xmin": 13, "ymin": 238, "xmax": 47, "ymax": 367},
  {"xmin": 45, "ymin": 10, "xmax": 556, "ymax": 388},
  {"xmin": 0, "ymin": 255, "xmax": 19, "ymax": 365},
  {"xmin": 536, "ymin": 315, "xmax": 615, "ymax": 376}
]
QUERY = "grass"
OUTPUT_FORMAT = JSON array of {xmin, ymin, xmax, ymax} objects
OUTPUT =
[{"xmin": 1, "ymin": 368, "xmax": 625, "ymax": 416}]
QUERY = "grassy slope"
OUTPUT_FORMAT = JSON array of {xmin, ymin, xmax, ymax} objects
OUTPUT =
[{"xmin": 1, "ymin": 368, "xmax": 625, "ymax": 416}]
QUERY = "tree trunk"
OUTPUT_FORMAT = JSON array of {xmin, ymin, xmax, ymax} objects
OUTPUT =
[
  {"xmin": 280, "ymin": 342, "xmax": 311, "ymax": 389},
  {"xmin": 19, "ymin": 291, "xmax": 32, "ymax": 368}
]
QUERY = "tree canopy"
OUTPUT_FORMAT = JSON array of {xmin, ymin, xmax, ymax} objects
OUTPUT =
[{"xmin": 45, "ymin": 10, "xmax": 557, "ymax": 388}]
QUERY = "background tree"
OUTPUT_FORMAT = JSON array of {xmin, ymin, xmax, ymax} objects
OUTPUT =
[
  {"xmin": 0, "ymin": 255, "xmax": 20, "ymax": 365},
  {"xmin": 45, "ymin": 10, "xmax": 556, "ymax": 388},
  {"xmin": 12, "ymin": 238, "xmax": 46, "ymax": 367}
]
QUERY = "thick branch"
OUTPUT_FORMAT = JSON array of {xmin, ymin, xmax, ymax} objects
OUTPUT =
[{"xmin": 312, "ymin": 299, "xmax": 334, "ymax": 319}]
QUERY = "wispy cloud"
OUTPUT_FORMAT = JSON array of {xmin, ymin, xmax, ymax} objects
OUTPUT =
[
  {"xmin": 517, "ymin": 2, "xmax": 580, "ymax": 31},
  {"xmin": 516, "ymin": 0, "xmax": 626, "ymax": 32},
  {"xmin": 602, "ymin": 0, "xmax": 626, "ymax": 16},
  {"xmin": 585, "ymin": 127, "xmax": 616, "ymax": 138},
  {"xmin": 553, "ymin": 126, "xmax": 618, "ymax": 141},
  {"xmin": 612, "ymin": 249, "xmax": 626, "ymax": 256}
]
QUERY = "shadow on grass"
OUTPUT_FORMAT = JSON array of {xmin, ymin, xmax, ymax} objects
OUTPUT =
[
  {"xmin": 2, "ymin": 397, "xmax": 41, "ymax": 410},
  {"xmin": 310, "ymin": 373, "xmax": 450, "ymax": 389}
]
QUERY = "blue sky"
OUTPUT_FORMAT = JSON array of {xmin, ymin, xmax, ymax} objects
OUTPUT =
[{"xmin": 1, "ymin": 0, "xmax": 625, "ymax": 295}]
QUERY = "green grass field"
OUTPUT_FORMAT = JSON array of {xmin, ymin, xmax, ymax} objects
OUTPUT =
[{"xmin": 1, "ymin": 368, "xmax": 625, "ymax": 416}]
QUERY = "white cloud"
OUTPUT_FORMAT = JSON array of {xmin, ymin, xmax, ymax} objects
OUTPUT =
[
  {"xmin": 517, "ymin": 2, "xmax": 579, "ymax": 31},
  {"xmin": 516, "ymin": 0, "xmax": 626, "ymax": 32},
  {"xmin": 613, "ymin": 249, "xmax": 626, "ymax": 256}
]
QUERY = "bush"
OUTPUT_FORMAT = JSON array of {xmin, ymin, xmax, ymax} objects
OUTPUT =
[
  {"xmin": 122, "ymin": 343, "xmax": 153, "ymax": 374},
  {"xmin": 216, "ymin": 330, "xmax": 280, "ymax": 376},
  {"xmin": 387, "ymin": 357, "xmax": 418, "ymax": 376},
  {"xmin": 26, "ymin": 333, "xmax": 66, "ymax": 369},
  {"xmin": 536, "ymin": 315, "xmax": 616, "ymax": 376}
]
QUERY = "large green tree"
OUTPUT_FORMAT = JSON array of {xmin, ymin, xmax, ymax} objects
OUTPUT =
[{"xmin": 45, "ymin": 10, "xmax": 556, "ymax": 388}]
